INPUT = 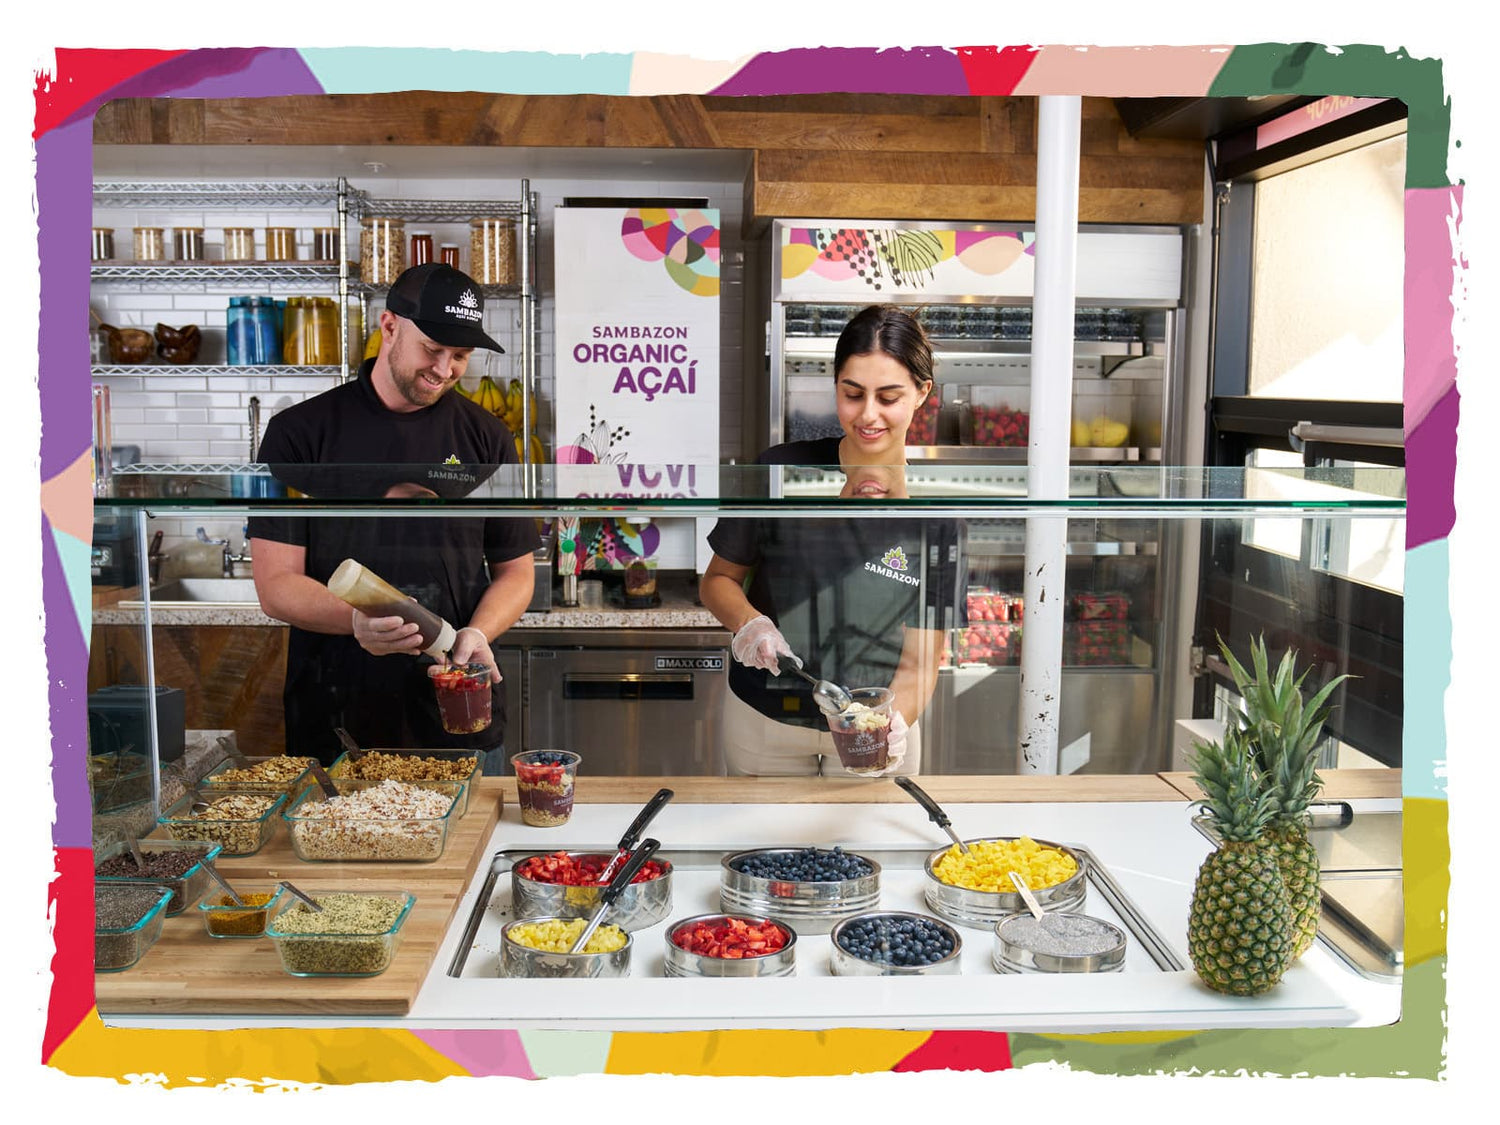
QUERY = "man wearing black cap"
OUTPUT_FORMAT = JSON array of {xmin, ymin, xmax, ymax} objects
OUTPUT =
[{"xmin": 248, "ymin": 263, "xmax": 538, "ymax": 770}]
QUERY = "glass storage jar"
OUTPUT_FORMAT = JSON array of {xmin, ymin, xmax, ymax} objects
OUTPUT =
[
  {"xmin": 91, "ymin": 227, "xmax": 115, "ymax": 261},
  {"xmin": 227, "ymin": 296, "xmax": 282, "ymax": 366},
  {"xmin": 469, "ymin": 217, "xmax": 516, "ymax": 285},
  {"xmin": 281, "ymin": 297, "xmax": 307, "ymax": 365},
  {"xmin": 311, "ymin": 227, "xmax": 340, "ymax": 261},
  {"xmin": 409, "ymin": 230, "xmax": 433, "ymax": 267},
  {"xmin": 172, "ymin": 226, "xmax": 204, "ymax": 260},
  {"xmin": 305, "ymin": 297, "xmax": 339, "ymax": 365},
  {"xmin": 265, "ymin": 227, "xmax": 297, "ymax": 261},
  {"xmin": 132, "ymin": 227, "xmax": 165, "ymax": 261},
  {"xmin": 360, "ymin": 216, "xmax": 405, "ymax": 285},
  {"xmin": 440, "ymin": 243, "xmax": 460, "ymax": 269},
  {"xmin": 222, "ymin": 227, "xmax": 256, "ymax": 261}
]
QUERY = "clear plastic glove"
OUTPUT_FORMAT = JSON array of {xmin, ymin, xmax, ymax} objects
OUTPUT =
[
  {"xmin": 425, "ymin": 626, "xmax": 501, "ymax": 684},
  {"xmin": 870, "ymin": 711, "xmax": 910, "ymax": 776},
  {"xmin": 350, "ymin": 608, "xmax": 424, "ymax": 656},
  {"xmin": 730, "ymin": 614, "xmax": 797, "ymax": 674}
]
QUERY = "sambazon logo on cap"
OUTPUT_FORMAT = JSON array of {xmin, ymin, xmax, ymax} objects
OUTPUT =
[
  {"xmin": 445, "ymin": 289, "xmax": 483, "ymax": 322},
  {"xmin": 864, "ymin": 545, "xmax": 919, "ymax": 586}
]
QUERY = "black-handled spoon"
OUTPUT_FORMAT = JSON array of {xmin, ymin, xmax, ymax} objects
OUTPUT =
[
  {"xmin": 568, "ymin": 838, "xmax": 661, "ymax": 954},
  {"xmin": 894, "ymin": 776, "xmax": 970, "ymax": 853},
  {"xmin": 597, "ymin": 787, "xmax": 674, "ymax": 884}
]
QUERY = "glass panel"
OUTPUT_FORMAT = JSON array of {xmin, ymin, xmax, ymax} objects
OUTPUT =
[
  {"xmin": 92, "ymin": 500, "xmax": 1402, "ymax": 777},
  {"xmin": 1242, "ymin": 448, "xmax": 1306, "ymax": 560},
  {"xmin": 1315, "ymin": 459, "xmax": 1407, "ymax": 595},
  {"xmin": 96, "ymin": 463, "xmax": 1408, "ymax": 515},
  {"xmin": 1248, "ymin": 132, "xmax": 1406, "ymax": 403}
]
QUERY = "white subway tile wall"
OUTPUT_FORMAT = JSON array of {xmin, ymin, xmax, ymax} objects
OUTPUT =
[{"xmin": 93, "ymin": 173, "xmax": 750, "ymax": 564}]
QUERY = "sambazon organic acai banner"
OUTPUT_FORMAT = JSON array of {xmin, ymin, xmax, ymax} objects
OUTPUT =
[{"xmin": 554, "ymin": 206, "xmax": 720, "ymax": 499}]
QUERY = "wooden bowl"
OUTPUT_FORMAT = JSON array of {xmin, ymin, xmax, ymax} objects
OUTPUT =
[
  {"xmin": 100, "ymin": 324, "xmax": 154, "ymax": 365},
  {"xmin": 154, "ymin": 323, "xmax": 202, "ymax": 365}
]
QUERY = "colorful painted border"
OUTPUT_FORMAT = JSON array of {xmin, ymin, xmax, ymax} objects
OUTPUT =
[{"xmin": 34, "ymin": 43, "xmax": 1451, "ymax": 1084}]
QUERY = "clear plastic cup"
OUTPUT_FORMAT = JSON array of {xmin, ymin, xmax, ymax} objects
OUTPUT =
[
  {"xmin": 826, "ymin": 687, "xmax": 896, "ymax": 775},
  {"xmin": 432, "ymin": 661, "xmax": 493, "ymax": 735},
  {"xmin": 511, "ymin": 750, "xmax": 581, "ymax": 827}
]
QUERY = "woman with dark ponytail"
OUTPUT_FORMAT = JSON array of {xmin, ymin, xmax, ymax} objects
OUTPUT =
[{"xmin": 700, "ymin": 305, "xmax": 963, "ymax": 776}]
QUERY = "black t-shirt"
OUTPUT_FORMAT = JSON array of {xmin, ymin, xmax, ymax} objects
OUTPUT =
[
  {"xmin": 247, "ymin": 360, "xmax": 539, "ymax": 762},
  {"xmin": 707, "ymin": 439, "xmax": 965, "ymax": 729}
]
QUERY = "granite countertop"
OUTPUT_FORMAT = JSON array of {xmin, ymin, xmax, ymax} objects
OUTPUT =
[{"xmin": 92, "ymin": 578, "xmax": 723, "ymax": 631}]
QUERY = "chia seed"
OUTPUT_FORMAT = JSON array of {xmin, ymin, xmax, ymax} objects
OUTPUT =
[
  {"xmin": 1000, "ymin": 913, "xmax": 1123, "ymax": 957},
  {"xmin": 95, "ymin": 884, "xmax": 171, "ymax": 970}
]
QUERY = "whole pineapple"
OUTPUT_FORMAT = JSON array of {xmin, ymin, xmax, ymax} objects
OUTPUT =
[
  {"xmin": 1220, "ymin": 636, "xmax": 1350, "ymax": 960},
  {"xmin": 1187, "ymin": 725, "xmax": 1294, "ymax": 996}
]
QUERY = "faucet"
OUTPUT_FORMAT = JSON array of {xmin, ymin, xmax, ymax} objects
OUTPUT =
[
  {"xmin": 223, "ymin": 545, "xmax": 253, "ymax": 577},
  {"xmin": 196, "ymin": 527, "xmax": 251, "ymax": 578}
]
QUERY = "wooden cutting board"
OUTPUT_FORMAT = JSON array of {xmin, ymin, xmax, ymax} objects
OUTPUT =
[{"xmin": 93, "ymin": 784, "xmax": 502, "ymax": 1016}]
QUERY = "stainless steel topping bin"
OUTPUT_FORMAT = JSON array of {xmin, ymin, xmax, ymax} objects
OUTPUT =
[
  {"xmin": 663, "ymin": 913, "xmax": 798, "ymax": 978},
  {"xmin": 510, "ymin": 852, "xmax": 673, "ymax": 932},
  {"xmin": 828, "ymin": 911, "xmax": 963, "ymax": 976},
  {"xmin": 922, "ymin": 838, "xmax": 1089, "ymax": 930},
  {"xmin": 992, "ymin": 913, "xmax": 1127, "ymax": 973},
  {"xmin": 719, "ymin": 848, "xmax": 881, "ymax": 934}
]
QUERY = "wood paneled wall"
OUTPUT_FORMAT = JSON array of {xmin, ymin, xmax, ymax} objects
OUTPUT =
[{"xmin": 93, "ymin": 93, "xmax": 1204, "ymax": 234}]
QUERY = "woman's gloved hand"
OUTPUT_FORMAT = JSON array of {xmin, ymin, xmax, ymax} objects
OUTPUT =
[
  {"xmin": 870, "ymin": 711, "xmax": 909, "ymax": 775},
  {"xmin": 731, "ymin": 614, "xmax": 796, "ymax": 674}
]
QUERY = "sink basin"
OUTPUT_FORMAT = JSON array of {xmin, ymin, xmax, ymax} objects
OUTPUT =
[{"xmin": 126, "ymin": 577, "xmax": 261, "ymax": 606}]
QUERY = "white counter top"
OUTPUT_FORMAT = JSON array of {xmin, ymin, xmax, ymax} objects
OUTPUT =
[{"xmin": 102, "ymin": 797, "xmax": 1402, "ymax": 1033}]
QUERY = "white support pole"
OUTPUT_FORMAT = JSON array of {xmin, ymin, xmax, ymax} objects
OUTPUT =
[{"xmin": 1018, "ymin": 95, "xmax": 1082, "ymax": 774}]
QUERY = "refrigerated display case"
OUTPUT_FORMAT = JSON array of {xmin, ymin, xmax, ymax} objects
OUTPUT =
[{"xmin": 768, "ymin": 219, "xmax": 1185, "ymax": 466}]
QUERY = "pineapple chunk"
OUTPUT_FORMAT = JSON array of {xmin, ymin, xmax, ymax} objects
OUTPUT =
[{"xmin": 1089, "ymin": 416, "xmax": 1130, "ymax": 447}]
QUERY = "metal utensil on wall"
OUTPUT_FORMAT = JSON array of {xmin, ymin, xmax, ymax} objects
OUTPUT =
[{"xmin": 248, "ymin": 395, "xmax": 261, "ymax": 462}]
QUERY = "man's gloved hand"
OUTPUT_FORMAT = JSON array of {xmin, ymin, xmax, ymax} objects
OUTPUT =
[
  {"xmin": 731, "ymin": 614, "xmax": 797, "ymax": 675},
  {"xmin": 351, "ymin": 608, "xmax": 423, "ymax": 656},
  {"xmin": 426, "ymin": 626, "xmax": 501, "ymax": 683}
]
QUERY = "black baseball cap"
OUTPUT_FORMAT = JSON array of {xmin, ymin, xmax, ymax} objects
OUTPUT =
[{"xmin": 385, "ymin": 262, "xmax": 505, "ymax": 353}]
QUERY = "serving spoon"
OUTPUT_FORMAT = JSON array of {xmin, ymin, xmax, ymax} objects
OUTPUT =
[
  {"xmin": 785, "ymin": 654, "xmax": 854, "ymax": 716},
  {"xmin": 568, "ymin": 838, "xmax": 660, "ymax": 954}
]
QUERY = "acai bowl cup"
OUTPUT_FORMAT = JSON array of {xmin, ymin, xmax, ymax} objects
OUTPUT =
[
  {"xmin": 499, "ymin": 916, "xmax": 634, "ymax": 979},
  {"xmin": 719, "ymin": 846, "xmax": 880, "ymax": 934},
  {"xmin": 922, "ymin": 836, "xmax": 1088, "ymax": 930},
  {"xmin": 663, "ymin": 913, "xmax": 797, "ymax": 978},
  {"xmin": 510, "ymin": 850, "xmax": 673, "ymax": 932}
]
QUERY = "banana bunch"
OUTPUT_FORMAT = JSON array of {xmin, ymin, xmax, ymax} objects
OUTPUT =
[
  {"xmin": 472, "ymin": 374, "xmax": 507, "ymax": 414},
  {"xmin": 470, "ymin": 376, "xmax": 544, "ymax": 462}
]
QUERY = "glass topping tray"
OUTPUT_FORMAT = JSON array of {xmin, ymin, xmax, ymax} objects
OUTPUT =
[{"xmin": 448, "ymin": 843, "xmax": 1185, "ymax": 979}]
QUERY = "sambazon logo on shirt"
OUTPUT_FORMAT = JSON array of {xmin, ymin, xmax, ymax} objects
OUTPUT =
[
  {"xmin": 445, "ymin": 289, "xmax": 482, "ymax": 322},
  {"xmin": 865, "ymin": 545, "xmax": 919, "ymax": 586}
]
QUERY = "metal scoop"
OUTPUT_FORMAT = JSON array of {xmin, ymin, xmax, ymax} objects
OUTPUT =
[
  {"xmin": 568, "ymin": 838, "xmax": 660, "ymax": 954},
  {"xmin": 201, "ymin": 861, "xmax": 246, "ymax": 906},
  {"xmin": 785, "ymin": 654, "xmax": 854, "ymax": 716},
  {"xmin": 278, "ymin": 880, "xmax": 325, "ymax": 913},
  {"xmin": 598, "ymin": 787, "xmax": 673, "ymax": 885},
  {"xmin": 894, "ymin": 776, "xmax": 970, "ymax": 853},
  {"xmin": 1009, "ymin": 870, "xmax": 1047, "ymax": 921}
]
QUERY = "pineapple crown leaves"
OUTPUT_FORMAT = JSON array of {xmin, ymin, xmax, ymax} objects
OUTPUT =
[
  {"xmin": 1188, "ymin": 726, "xmax": 1280, "ymax": 843},
  {"xmin": 1217, "ymin": 634, "xmax": 1354, "ymax": 822}
]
